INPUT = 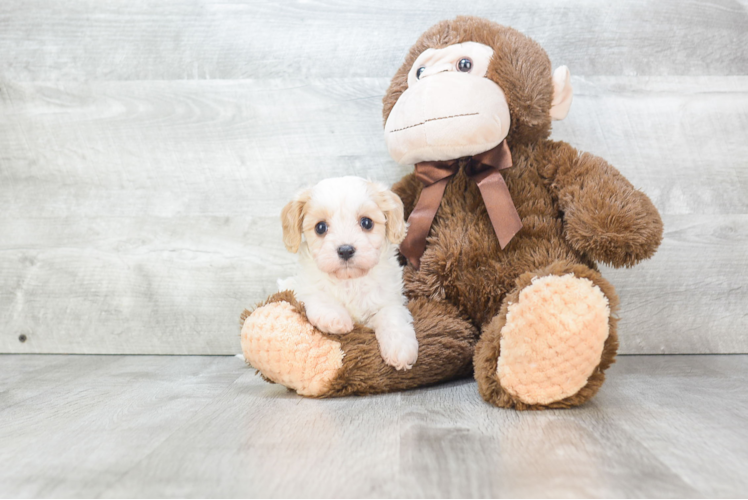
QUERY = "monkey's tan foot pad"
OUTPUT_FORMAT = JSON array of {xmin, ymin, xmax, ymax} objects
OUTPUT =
[
  {"xmin": 497, "ymin": 274, "xmax": 610, "ymax": 405},
  {"xmin": 241, "ymin": 301, "xmax": 344, "ymax": 397}
]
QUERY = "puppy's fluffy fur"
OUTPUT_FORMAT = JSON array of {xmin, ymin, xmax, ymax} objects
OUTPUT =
[{"xmin": 280, "ymin": 176, "xmax": 418, "ymax": 370}]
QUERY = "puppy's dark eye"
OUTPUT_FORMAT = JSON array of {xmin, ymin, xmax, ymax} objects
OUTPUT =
[
  {"xmin": 457, "ymin": 58, "xmax": 472, "ymax": 72},
  {"xmin": 314, "ymin": 221, "xmax": 327, "ymax": 235},
  {"xmin": 416, "ymin": 67, "xmax": 425, "ymax": 79},
  {"xmin": 360, "ymin": 217, "xmax": 373, "ymax": 230}
]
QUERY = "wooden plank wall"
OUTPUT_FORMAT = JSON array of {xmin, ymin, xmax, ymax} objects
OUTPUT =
[{"xmin": 1, "ymin": 0, "xmax": 746, "ymax": 354}]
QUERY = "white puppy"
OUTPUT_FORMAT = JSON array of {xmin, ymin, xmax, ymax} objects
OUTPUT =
[{"xmin": 279, "ymin": 176, "xmax": 418, "ymax": 370}]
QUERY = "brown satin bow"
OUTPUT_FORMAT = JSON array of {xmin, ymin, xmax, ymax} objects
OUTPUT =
[{"xmin": 400, "ymin": 140, "xmax": 523, "ymax": 269}]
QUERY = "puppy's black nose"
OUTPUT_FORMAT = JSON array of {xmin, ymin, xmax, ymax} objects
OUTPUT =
[{"xmin": 337, "ymin": 245, "xmax": 356, "ymax": 261}]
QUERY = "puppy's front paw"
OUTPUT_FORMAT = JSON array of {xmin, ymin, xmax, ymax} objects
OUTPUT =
[
  {"xmin": 307, "ymin": 308, "xmax": 354, "ymax": 335},
  {"xmin": 378, "ymin": 325, "xmax": 419, "ymax": 370}
]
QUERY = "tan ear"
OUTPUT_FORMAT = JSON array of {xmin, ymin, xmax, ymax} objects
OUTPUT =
[
  {"xmin": 280, "ymin": 188, "xmax": 311, "ymax": 253},
  {"xmin": 550, "ymin": 65, "xmax": 573, "ymax": 121},
  {"xmin": 369, "ymin": 182, "xmax": 406, "ymax": 245}
]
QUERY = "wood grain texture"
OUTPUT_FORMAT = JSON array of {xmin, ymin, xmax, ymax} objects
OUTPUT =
[
  {"xmin": 0, "ymin": 1, "xmax": 746, "ymax": 354},
  {"xmin": 1, "ymin": 76, "xmax": 746, "ymax": 354},
  {"xmin": 1, "ymin": 0, "xmax": 746, "ymax": 81},
  {"xmin": 0, "ymin": 354, "xmax": 746, "ymax": 497}
]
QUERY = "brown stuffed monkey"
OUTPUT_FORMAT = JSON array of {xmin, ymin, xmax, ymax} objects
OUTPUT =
[{"xmin": 241, "ymin": 16, "xmax": 663, "ymax": 409}]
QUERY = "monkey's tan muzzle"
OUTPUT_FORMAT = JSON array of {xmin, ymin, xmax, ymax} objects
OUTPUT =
[{"xmin": 384, "ymin": 72, "xmax": 511, "ymax": 165}]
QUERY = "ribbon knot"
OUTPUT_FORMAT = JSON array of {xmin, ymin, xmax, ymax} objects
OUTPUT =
[{"xmin": 400, "ymin": 140, "xmax": 523, "ymax": 269}]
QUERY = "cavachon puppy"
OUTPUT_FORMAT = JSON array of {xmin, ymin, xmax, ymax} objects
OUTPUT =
[{"xmin": 278, "ymin": 176, "xmax": 418, "ymax": 371}]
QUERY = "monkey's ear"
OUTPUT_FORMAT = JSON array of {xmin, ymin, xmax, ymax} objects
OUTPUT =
[
  {"xmin": 550, "ymin": 66, "xmax": 573, "ymax": 120},
  {"xmin": 280, "ymin": 188, "xmax": 311, "ymax": 253},
  {"xmin": 369, "ymin": 182, "xmax": 407, "ymax": 245}
]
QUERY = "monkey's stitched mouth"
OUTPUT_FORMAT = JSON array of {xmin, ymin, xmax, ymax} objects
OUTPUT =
[{"xmin": 389, "ymin": 112, "xmax": 480, "ymax": 133}]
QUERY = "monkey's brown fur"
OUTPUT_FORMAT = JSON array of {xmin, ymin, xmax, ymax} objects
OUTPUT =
[{"xmin": 245, "ymin": 16, "xmax": 662, "ymax": 408}]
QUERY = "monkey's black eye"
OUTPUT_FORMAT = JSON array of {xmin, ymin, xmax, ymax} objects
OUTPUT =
[
  {"xmin": 314, "ymin": 221, "xmax": 327, "ymax": 235},
  {"xmin": 416, "ymin": 67, "xmax": 426, "ymax": 79},
  {"xmin": 457, "ymin": 58, "xmax": 472, "ymax": 72},
  {"xmin": 360, "ymin": 217, "xmax": 373, "ymax": 230}
]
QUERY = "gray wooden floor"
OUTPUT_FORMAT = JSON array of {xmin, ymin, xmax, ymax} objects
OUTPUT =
[{"xmin": 1, "ymin": 355, "xmax": 746, "ymax": 498}]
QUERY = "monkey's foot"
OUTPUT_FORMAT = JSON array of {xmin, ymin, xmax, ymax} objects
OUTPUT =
[
  {"xmin": 242, "ymin": 292, "xmax": 479, "ymax": 398},
  {"xmin": 498, "ymin": 273, "xmax": 610, "ymax": 404},
  {"xmin": 241, "ymin": 297, "xmax": 344, "ymax": 397},
  {"xmin": 475, "ymin": 263, "xmax": 619, "ymax": 409}
]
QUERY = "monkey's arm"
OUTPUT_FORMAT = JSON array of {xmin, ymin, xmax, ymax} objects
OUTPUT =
[
  {"xmin": 541, "ymin": 141, "xmax": 663, "ymax": 268},
  {"xmin": 391, "ymin": 172, "xmax": 421, "ymax": 220}
]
